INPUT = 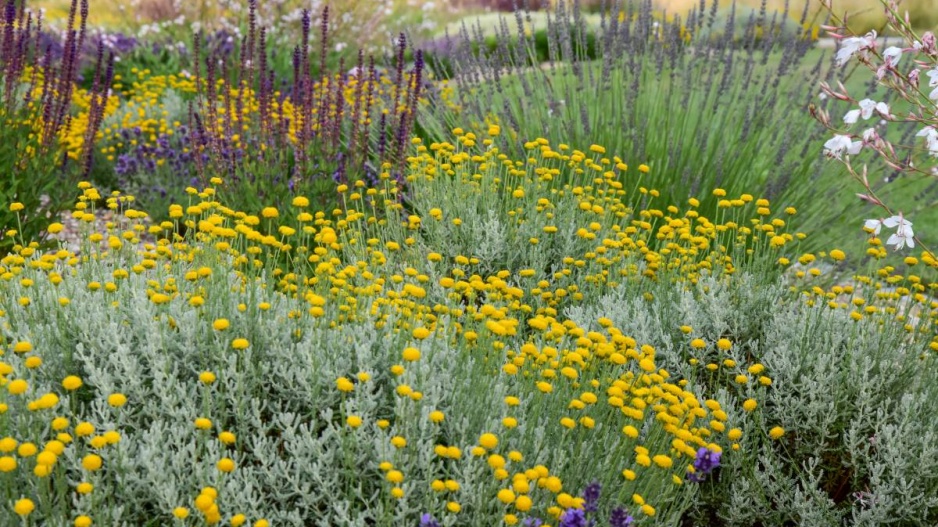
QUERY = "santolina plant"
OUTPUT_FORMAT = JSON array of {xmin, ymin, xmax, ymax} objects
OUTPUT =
[{"xmin": 2, "ymin": 130, "xmax": 937, "ymax": 525}]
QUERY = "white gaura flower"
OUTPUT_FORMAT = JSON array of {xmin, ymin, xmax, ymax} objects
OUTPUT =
[
  {"xmin": 824, "ymin": 135, "xmax": 863, "ymax": 158},
  {"xmin": 835, "ymin": 30, "xmax": 877, "ymax": 67},
  {"xmin": 883, "ymin": 214, "xmax": 914, "ymax": 250},
  {"xmin": 843, "ymin": 99, "xmax": 890, "ymax": 124},
  {"xmin": 916, "ymin": 126, "xmax": 938, "ymax": 157},
  {"xmin": 864, "ymin": 218, "xmax": 885, "ymax": 235},
  {"xmin": 924, "ymin": 69, "xmax": 938, "ymax": 101},
  {"xmin": 882, "ymin": 46, "xmax": 903, "ymax": 67}
]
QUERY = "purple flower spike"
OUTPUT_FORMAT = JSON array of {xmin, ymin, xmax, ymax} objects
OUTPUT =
[
  {"xmin": 687, "ymin": 446, "xmax": 722, "ymax": 482},
  {"xmin": 609, "ymin": 508, "xmax": 634, "ymax": 527},
  {"xmin": 582, "ymin": 481, "xmax": 601, "ymax": 513},
  {"xmin": 559, "ymin": 508, "xmax": 587, "ymax": 527},
  {"xmin": 419, "ymin": 513, "xmax": 441, "ymax": 527}
]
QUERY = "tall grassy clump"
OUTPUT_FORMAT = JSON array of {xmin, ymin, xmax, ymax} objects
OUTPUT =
[
  {"xmin": 0, "ymin": 0, "xmax": 111, "ymax": 254},
  {"xmin": 110, "ymin": 1, "xmax": 425, "ymax": 223},
  {"xmin": 417, "ymin": 0, "xmax": 844, "ymax": 244}
]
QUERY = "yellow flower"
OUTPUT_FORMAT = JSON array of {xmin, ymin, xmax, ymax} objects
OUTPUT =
[
  {"xmin": 200, "ymin": 371, "xmax": 217, "ymax": 384},
  {"xmin": 216, "ymin": 458, "xmax": 235, "ymax": 472},
  {"xmin": 479, "ymin": 433, "xmax": 498, "ymax": 450},
  {"xmin": 231, "ymin": 338, "xmax": 250, "ymax": 350},
  {"xmin": 195, "ymin": 418, "xmax": 213, "ymax": 430},
  {"xmin": 769, "ymin": 426, "xmax": 786, "ymax": 440},
  {"xmin": 62, "ymin": 375, "xmax": 82, "ymax": 391},
  {"xmin": 107, "ymin": 393, "xmax": 127, "ymax": 407},
  {"xmin": 429, "ymin": 411, "xmax": 445, "ymax": 423},
  {"xmin": 830, "ymin": 249, "xmax": 845, "ymax": 261},
  {"xmin": 412, "ymin": 327, "xmax": 431, "ymax": 340},
  {"xmin": 497, "ymin": 488, "xmax": 518, "ymax": 504},
  {"xmin": 652, "ymin": 455, "xmax": 673, "ymax": 469},
  {"xmin": 292, "ymin": 196, "xmax": 310, "ymax": 207},
  {"xmin": 0, "ymin": 456, "xmax": 16, "ymax": 472},
  {"xmin": 261, "ymin": 207, "xmax": 279, "ymax": 218},
  {"xmin": 9, "ymin": 202, "xmax": 25, "ymax": 212},
  {"xmin": 336, "ymin": 377, "xmax": 354, "ymax": 392},
  {"xmin": 7, "ymin": 379, "xmax": 27, "ymax": 395},
  {"xmin": 213, "ymin": 318, "xmax": 230, "ymax": 331},
  {"xmin": 173, "ymin": 507, "xmax": 190, "ymax": 519},
  {"xmin": 13, "ymin": 498, "xmax": 34, "ymax": 517},
  {"xmin": 81, "ymin": 454, "xmax": 103, "ymax": 471},
  {"xmin": 402, "ymin": 347, "xmax": 421, "ymax": 362},
  {"xmin": 13, "ymin": 342, "xmax": 32, "ymax": 353},
  {"xmin": 75, "ymin": 422, "xmax": 95, "ymax": 437},
  {"xmin": 390, "ymin": 436, "xmax": 407, "ymax": 448},
  {"xmin": 74, "ymin": 515, "xmax": 93, "ymax": 527},
  {"xmin": 742, "ymin": 399, "xmax": 758, "ymax": 412},
  {"xmin": 346, "ymin": 416, "xmax": 363, "ymax": 428}
]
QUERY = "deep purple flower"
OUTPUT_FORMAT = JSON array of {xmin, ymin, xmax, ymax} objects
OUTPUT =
[
  {"xmin": 521, "ymin": 518, "xmax": 543, "ymax": 527},
  {"xmin": 582, "ymin": 481, "xmax": 601, "ymax": 513},
  {"xmin": 687, "ymin": 447, "xmax": 722, "ymax": 482},
  {"xmin": 609, "ymin": 507, "xmax": 634, "ymax": 527},
  {"xmin": 419, "ymin": 513, "xmax": 441, "ymax": 527},
  {"xmin": 559, "ymin": 508, "xmax": 587, "ymax": 527}
]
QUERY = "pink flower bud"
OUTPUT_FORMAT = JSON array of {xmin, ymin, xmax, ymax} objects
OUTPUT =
[{"xmin": 922, "ymin": 32, "xmax": 937, "ymax": 54}]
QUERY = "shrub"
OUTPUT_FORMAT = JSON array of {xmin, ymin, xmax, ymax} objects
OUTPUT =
[{"xmin": 0, "ymin": 0, "xmax": 111, "ymax": 255}]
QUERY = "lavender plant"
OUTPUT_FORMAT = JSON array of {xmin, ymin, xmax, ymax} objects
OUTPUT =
[
  {"xmin": 0, "ymin": 0, "xmax": 111, "ymax": 254},
  {"xmin": 418, "ymin": 0, "xmax": 842, "ymax": 241}
]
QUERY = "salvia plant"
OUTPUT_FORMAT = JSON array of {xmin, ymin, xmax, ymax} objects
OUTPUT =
[
  {"xmin": 111, "ymin": 1, "xmax": 426, "ymax": 221},
  {"xmin": 0, "ymin": 0, "xmax": 112, "ymax": 255},
  {"xmin": 417, "ymin": 0, "xmax": 849, "ymax": 245}
]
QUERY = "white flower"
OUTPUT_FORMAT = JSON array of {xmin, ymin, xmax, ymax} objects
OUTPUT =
[
  {"xmin": 883, "ymin": 214, "xmax": 914, "ymax": 250},
  {"xmin": 882, "ymin": 46, "xmax": 903, "ymax": 67},
  {"xmin": 844, "ymin": 99, "xmax": 889, "ymax": 124},
  {"xmin": 916, "ymin": 126, "xmax": 938, "ymax": 157},
  {"xmin": 862, "ymin": 128, "xmax": 877, "ymax": 142},
  {"xmin": 864, "ymin": 218, "xmax": 885, "ymax": 235},
  {"xmin": 926, "ymin": 68, "xmax": 938, "ymax": 87},
  {"xmin": 835, "ymin": 30, "xmax": 877, "ymax": 67},
  {"xmin": 824, "ymin": 135, "xmax": 863, "ymax": 158}
]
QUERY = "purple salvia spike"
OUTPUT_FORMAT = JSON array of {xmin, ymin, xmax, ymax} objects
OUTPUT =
[
  {"xmin": 318, "ymin": 6, "xmax": 329, "ymax": 76},
  {"xmin": 390, "ymin": 33, "xmax": 406, "ymax": 122},
  {"xmin": 332, "ymin": 57, "xmax": 346, "ymax": 152},
  {"xmin": 300, "ymin": 9, "xmax": 310, "ymax": 74},
  {"xmin": 348, "ymin": 49, "xmax": 364, "ymax": 167},
  {"xmin": 1, "ymin": 0, "xmax": 16, "ymax": 66}
]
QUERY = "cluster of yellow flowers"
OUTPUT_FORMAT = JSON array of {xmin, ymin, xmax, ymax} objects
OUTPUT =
[{"xmin": 1, "ymin": 129, "xmax": 936, "ymax": 525}]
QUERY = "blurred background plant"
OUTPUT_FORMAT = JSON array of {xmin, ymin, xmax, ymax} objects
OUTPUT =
[{"xmin": 0, "ymin": 0, "xmax": 112, "ymax": 254}]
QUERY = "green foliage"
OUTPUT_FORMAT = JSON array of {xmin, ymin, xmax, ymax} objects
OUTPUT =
[
  {"xmin": 418, "ymin": 0, "xmax": 845, "ymax": 251},
  {"xmin": 0, "ymin": 113, "xmax": 74, "ymax": 254}
]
